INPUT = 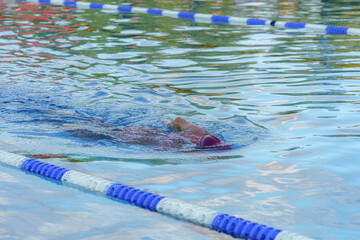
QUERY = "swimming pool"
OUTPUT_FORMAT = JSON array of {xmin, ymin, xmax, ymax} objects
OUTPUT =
[{"xmin": 0, "ymin": 0, "xmax": 359, "ymax": 239}]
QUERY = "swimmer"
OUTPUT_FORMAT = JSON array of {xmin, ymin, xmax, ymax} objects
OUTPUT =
[
  {"xmin": 66, "ymin": 116, "xmax": 230, "ymax": 151},
  {"xmin": 168, "ymin": 117, "xmax": 230, "ymax": 150}
]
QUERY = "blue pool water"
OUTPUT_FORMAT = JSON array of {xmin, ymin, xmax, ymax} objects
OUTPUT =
[{"xmin": 0, "ymin": 0, "xmax": 360, "ymax": 239}]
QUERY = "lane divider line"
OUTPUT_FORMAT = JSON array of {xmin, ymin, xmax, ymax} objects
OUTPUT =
[
  {"xmin": 16, "ymin": 0, "xmax": 360, "ymax": 35},
  {"xmin": 0, "ymin": 150, "xmax": 313, "ymax": 240}
]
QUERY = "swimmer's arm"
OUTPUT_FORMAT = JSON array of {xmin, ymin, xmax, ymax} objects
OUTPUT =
[{"xmin": 169, "ymin": 117, "xmax": 211, "ymax": 137}]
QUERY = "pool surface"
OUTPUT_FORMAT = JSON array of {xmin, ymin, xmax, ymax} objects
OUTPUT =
[{"xmin": 0, "ymin": 0, "xmax": 360, "ymax": 239}]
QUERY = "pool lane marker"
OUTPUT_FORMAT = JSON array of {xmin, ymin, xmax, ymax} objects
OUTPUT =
[
  {"xmin": 0, "ymin": 150, "xmax": 313, "ymax": 240},
  {"xmin": 17, "ymin": 0, "xmax": 360, "ymax": 35}
]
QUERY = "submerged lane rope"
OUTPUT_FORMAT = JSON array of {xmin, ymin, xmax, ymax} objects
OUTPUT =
[
  {"xmin": 0, "ymin": 150, "xmax": 313, "ymax": 240},
  {"xmin": 17, "ymin": 0, "xmax": 360, "ymax": 35}
]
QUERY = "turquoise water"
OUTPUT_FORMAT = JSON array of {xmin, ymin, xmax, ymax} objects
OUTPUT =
[{"xmin": 1, "ymin": 0, "xmax": 360, "ymax": 239}]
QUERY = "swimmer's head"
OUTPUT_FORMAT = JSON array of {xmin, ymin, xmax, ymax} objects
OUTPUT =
[{"xmin": 196, "ymin": 135, "xmax": 231, "ymax": 150}]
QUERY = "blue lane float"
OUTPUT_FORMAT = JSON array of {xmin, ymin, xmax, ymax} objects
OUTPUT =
[
  {"xmin": 17, "ymin": 0, "xmax": 360, "ymax": 35},
  {"xmin": 0, "ymin": 150, "xmax": 313, "ymax": 240}
]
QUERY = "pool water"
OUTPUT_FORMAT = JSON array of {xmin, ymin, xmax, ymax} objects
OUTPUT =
[{"xmin": 0, "ymin": 0, "xmax": 360, "ymax": 239}]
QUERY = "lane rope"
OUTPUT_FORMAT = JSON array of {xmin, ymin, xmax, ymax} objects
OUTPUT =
[
  {"xmin": 16, "ymin": 0, "xmax": 360, "ymax": 35},
  {"xmin": 0, "ymin": 150, "xmax": 313, "ymax": 240}
]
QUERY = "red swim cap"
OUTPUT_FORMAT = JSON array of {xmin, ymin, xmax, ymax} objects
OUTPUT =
[{"xmin": 196, "ymin": 135, "xmax": 231, "ymax": 150}]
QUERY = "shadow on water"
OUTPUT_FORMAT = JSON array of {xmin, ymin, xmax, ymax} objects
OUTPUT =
[{"xmin": 0, "ymin": 84, "xmax": 266, "ymax": 165}]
